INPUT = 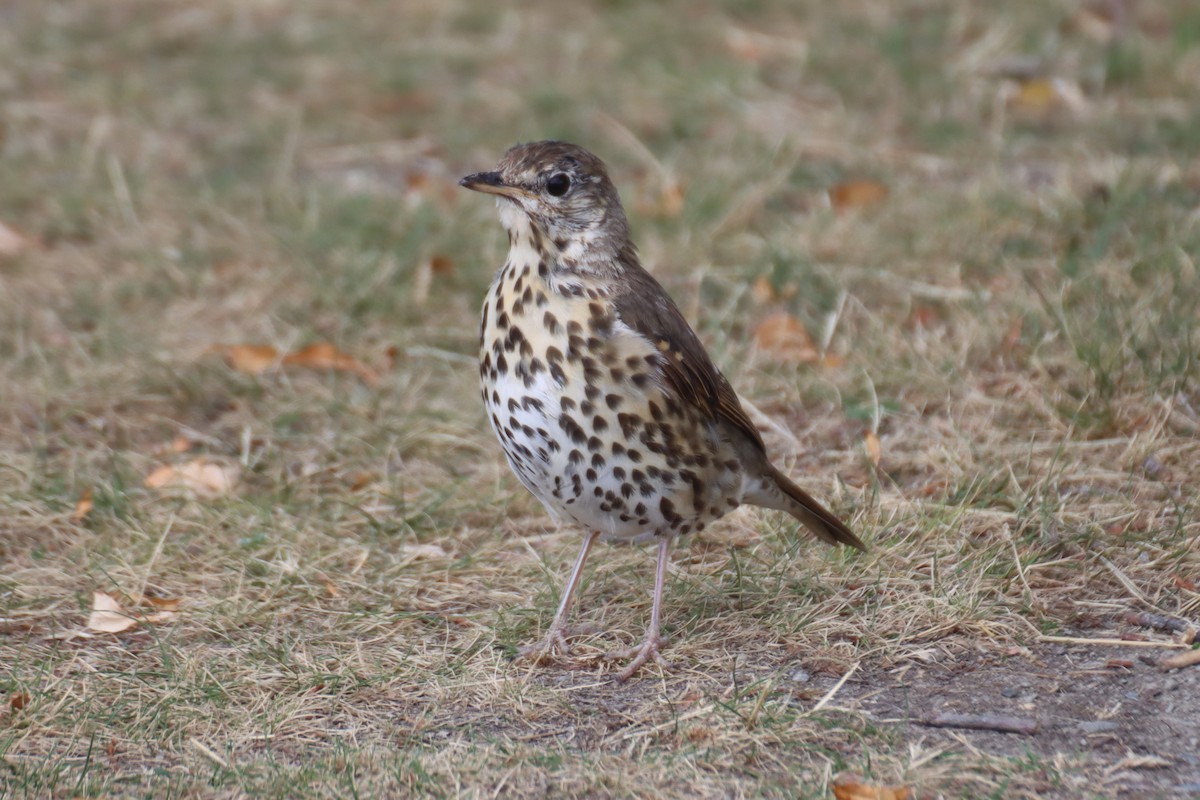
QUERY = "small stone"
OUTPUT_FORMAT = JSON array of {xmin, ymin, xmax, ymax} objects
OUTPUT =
[
  {"xmin": 1078, "ymin": 720, "xmax": 1119, "ymax": 734},
  {"xmin": 1001, "ymin": 686, "xmax": 1021, "ymax": 698},
  {"xmin": 790, "ymin": 669, "xmax": 811, "ymax": 683}
]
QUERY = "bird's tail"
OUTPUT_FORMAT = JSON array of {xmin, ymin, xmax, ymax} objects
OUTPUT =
[{"xmin": 758, "ymin": 466, "xmax": 865, "ymax": 551}]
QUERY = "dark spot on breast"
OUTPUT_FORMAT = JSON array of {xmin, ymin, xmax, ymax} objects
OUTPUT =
[
  {"xmin": 591, "ymin": 453, "xmax": 606, "ymax": 468},
  {"xmin": 568, "ymin": 449, "xmax": 584, "ymax": 466},
  {"xmin": 592, "ymin": 415, "xmax": 608, "ymax": 433},
  {"xmin": 612, "ymin": 467, "xmax": 626, "ymax": 480},
  {"xmin": 544, "ymin": 312, "xmax": 561, "ymax": 336},
  {"xmin": 497, "ymin": 311, "xmax": 510, "ymax": 331},
  {"xmin": 626, "ymin": 449, "xmax": 642, "ymax": 463},
  {"xmin": 605, "ymin": 393, "xmax": 623, "ymax": 410},
  {"xmin": 586, "ymin": 436, "xmax": 602, "ymax": 452},
  {"xmin": 561, "ymin": 397, "xmax": 576, "ymax": 412},
  {"xmin": 585, "ymin": 468, "xmax": 597, "ymax": 481},
  {"xmin": 631, "ymin": 373, "xmax": 649, "ymax": 388}
]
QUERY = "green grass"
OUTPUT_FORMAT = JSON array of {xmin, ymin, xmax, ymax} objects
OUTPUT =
[{"xmin": 2, "ymin": 0, "xmax": 1200, "ymax": 798}]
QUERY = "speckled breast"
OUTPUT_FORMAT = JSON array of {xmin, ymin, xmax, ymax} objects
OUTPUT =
[{"xmin": 478, "ymin": 251, "xmax": 744, "ymax": 543}]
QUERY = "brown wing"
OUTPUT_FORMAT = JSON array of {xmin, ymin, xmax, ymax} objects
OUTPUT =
[{"xmin": 610, "ymin": 258, "xmax": 766, "ymax": 453}]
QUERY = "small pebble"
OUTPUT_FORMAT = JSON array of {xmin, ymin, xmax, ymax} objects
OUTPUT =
[
  {"xmin": 1001, "ymin": 687, "xmax": 1020, "ymax": 698},
  {"xmin": 790, "ymin": 669, "xmax": 810, "ymax": 683},
  {"xmin": 1078, "ymin": 720, "xmax": 1119, "ymax": 734}
]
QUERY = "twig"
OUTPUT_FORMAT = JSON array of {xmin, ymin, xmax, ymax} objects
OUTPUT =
[
  {"xmin": 1037, "ymin": 634, "xmax": 1188, "ymax": 649},
  {"xmin": 809, "ymin": 662, "xmax": 858, "ymax": 714},
  {"xmin": 1159, "ymin": 648, "xmax": 1200, "ymax": 672},
  {"xmin": 1122, "ymin": 611, "xmax": 1190, "ymax": 634},
  {"xmin": 920, "ymin": 712, "xmax": 1039, "ymax": 736},
  {"xmin": 189, "ymin": 738, "xmax": 229, "ymax": 769}
]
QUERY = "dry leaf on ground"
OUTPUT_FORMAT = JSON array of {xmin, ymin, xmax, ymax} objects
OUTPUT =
[
  {"xmin": 87, "ymin": 592, "xmax": 138, "ymax": 634},
  {"xmin": 832, "ymin": 778, "xmax": 912, "ymax": 800},
  {"xmin": 282, "ymin": 342, "xmax": 380, "ymax": 385},
  {"xmin": 829, "ymin": 179, "xmax": 889, "ymax": 212},
  {"xmin": 0, "ymin": 221, "xmax": 34, "ymax": 256},
  {"xmin": 71, "ymin": 487, "xmax": 94, "ymax": 522},
  {"xmin": 216, "ymin": 344, "xmax": 281, "ymax": 375},
  {"xmin": 144, "ymin": 458, "xmax": 239, "ymax": 497},
  {"xmin": 398, "ymin": 543, "xmax": 450, "ymax": 560},
  {"xmin": 1005, "ymin": 77, "xmax": 1087, "ymax": 115},
  {"xmin": 753, "ymin": 312, "xmax": 819, "ymax": 364},
  {"xmin": 864, "ymin": 431, "xmax": 882, "ymax": 467},
  {"xmin": 87, "ymin": 592, "xmax": 178, "ymax": 634},
  {"xmin": 9, "ymin": 692, "xmax": 31, "ymax": 713}
]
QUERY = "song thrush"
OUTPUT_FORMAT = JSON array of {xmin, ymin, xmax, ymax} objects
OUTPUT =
[{"xmin": 460, "ymin": 141, "xmax": 864, "ymax": 681}]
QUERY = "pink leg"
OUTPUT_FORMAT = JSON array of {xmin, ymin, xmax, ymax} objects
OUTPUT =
[
  {"xmin": 518, "ymin": 530, "xmax": 601, "ymax": 662},
  {"xmin": 615, "ymin": 536, "xmax": 674, "ymax": 681}
]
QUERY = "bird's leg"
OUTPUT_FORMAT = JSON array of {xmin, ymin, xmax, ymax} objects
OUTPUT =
[
  {"xmin": 614, "ymin": 536, "xmax": 675, "ymax": 681},
  {"xmin": 517, "ymin": 530, "xmax": 601, "ymax": 663}
]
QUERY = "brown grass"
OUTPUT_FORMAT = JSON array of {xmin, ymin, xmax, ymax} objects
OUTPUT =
[{"xmin": 2, "ymin": 0, "xmax": 1199, "ymax": 797}]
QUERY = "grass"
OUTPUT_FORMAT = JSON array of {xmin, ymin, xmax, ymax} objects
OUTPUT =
[{"xmin": 2, "ymin": 0, "xmax": 1200, "ymax": 797}]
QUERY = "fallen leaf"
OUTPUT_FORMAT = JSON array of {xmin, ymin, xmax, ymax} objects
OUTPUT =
[
  {"xmin": 9, "ymin": 692, "xmax": 30, "ymax": 713},
  {"xmin": 170, "ymin": 435, "xmax": 194, "ymax": 453},
  {"xmin": 429, "ymin": 254, "xmax": 454, "ymax": 275},
  {"xmin": 144, "ymin": 458, "xmax": 239, "ymax": 497},
  {"xmin": 659, "ymin": 182, "xmax": 685, "ymax": 218},
  {"xmin": 283, "ymin": 342, "xmax": 380, "ymax": 385},
  {"xmin": 1171, "ymin": 575, "xmax": 1195, "ymax": 591},
  {"xmin": 321, "ymin": 576, "xmax": 342, "ymax": 598},
  {"xmin": 217, "ymin": 344, "xmax": 281, "ymax": 375},
  {"xmin": 132, "ymin": 593, "xmax": 183, "ymax": 612},
  {"xmin": 71, "ymin": 488, "xmax": 94, "ymax": 522},
  {"xmin": 0, "ymin": 221, "xmax": 34, "ymax": 256},
  {"xmin": 753, "ymin": 312, "xmax": 819, "ymax": 364},
  {"xmin": 1001, "ymin": 316, "xmax": 1023, "ymax": 352},
  {"xmin": 829, "ymin": 179, "xmax": 888, "ymax": 212},
  {"xmin": 750, "ymin": 275, "xmax": 777, "ymax": 305},
  {"xmin": 347, "ymin": 471, "xmax": 374, "ymax": 492},
  {"xmin": 398, "ymin": 543, "xmax": 449, "ymax": 560},
  {"xmin": 1006, "ymin": 77, "xmax": 1087, "ymax": 115},
  {"xmin": 864, "ymin": 431, "xmax": 882, "ymax": 467},
  {"xmin": 87, "ymin": 592, "xmax": 137, "ymax": 634},
  {"xmin": 832, "ymin": 778, "xmax": 912, "ymax": 800}
]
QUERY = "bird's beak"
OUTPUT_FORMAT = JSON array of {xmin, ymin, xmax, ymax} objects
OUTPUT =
[{"xmin": 458, "ymin": 171, "xmax": 525, "ymax": 199}]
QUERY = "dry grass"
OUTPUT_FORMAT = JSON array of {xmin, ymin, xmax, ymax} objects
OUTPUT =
[{"xmin": 2, "ymin": 0, "xmax": 1199, "ymax": 797}]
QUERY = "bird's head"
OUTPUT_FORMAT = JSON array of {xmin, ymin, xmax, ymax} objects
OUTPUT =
[{"xmin": 460, "ymin": 141, "xmax": 631, "ymax": 262}]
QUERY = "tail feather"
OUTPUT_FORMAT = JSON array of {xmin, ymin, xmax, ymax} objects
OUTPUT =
[{"xmin": 760, "ymin": 466, "xmax": 865, "ymax": 551}]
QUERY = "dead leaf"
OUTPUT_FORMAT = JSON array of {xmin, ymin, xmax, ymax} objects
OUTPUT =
[
  {"xmin": 385, "ymin": 344, "xmax": 401, "ymax": 371},
  {"xmin": 71, "ymin": 488, "xmax": 94, "ymax": 522},
  {"xmin": 864, "ymin": 431, "xmax": 882, "ymax": 467},
  {"xmin": 217, "ymin": 344, "xmax": 281, "ymax": 375},
  {"xmin": 750, "ymin": 275, "xmax": 777, "ymax": 305},
  {"xmin": 0, "ymin": 221, "xmax": 34, "ymax": 256},
  {"xmin": 659, "ymin": 182, "xmax": 685, "ymax": 217},
  {"xmin": 398, "ymin": 543, "xmax": 449, "ymax": 560},
  {"xmin": 9, "ymin": 692, "xmax": 30, "ymax": 713},
  {"xmin": 131, "ymin": 593, "xmax": 182, "ymax": 612},
  {"xmin": 829, "ymin": 180, "xmax": 889, "ymax": 212},
  {"xmin": 283, "ymin": 342, "xmax": 380, "ymax": 385},
  {"xmin": 170, "ymin": 435, "xmax": 194, "ymax": 453},
  {"xmin": 87, "ymin": 592, "xmax": 137, "ymax": 634},
  {"xmin": 144, "ymin": 458, "xmax": 239, "ymax": 497},
  {"xmin": 832, "ymin": 777, "xmax": 912, "ymax": 800},
  {"xmin": 347, "ymin": 471, "xmax": 373, "ymax": 492},
  {"xmin": 753, "ymin": 312, "xmax": 819, "ymax": 364},
  {"xmin": 1006, "ymin": 77, "xmax": 1087, "ymax": 115},
  {"xmin": 320, "ymin": 576, "xmax": 342, "ymax": 598},
  {"xmin": 429, "ymin": 254, "xmax": 454, "ymax": 275}
]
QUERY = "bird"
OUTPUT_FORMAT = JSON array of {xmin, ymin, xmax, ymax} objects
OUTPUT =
[{"xmin": 460, "ymin": 141, "xmax": 864, "ymax": 681}]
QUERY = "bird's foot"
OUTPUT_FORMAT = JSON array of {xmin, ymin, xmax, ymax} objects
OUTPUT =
[
  {"xmin": 610, "ymin": 633, "xmax": 674, "ymax": 682},
  {"xmin": 515, "ymin": 623, "xmax": 603, "ymax": 665}
]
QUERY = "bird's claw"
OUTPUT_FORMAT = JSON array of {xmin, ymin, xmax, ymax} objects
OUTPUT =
[{"xmin": 611, "ymin": 634, "xmax": 674, "ymax": 682}]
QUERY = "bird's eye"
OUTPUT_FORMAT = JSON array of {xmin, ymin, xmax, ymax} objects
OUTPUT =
[{"xmin": 545, "ymin": 173, "xmax": 571, "ymax": 197}]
